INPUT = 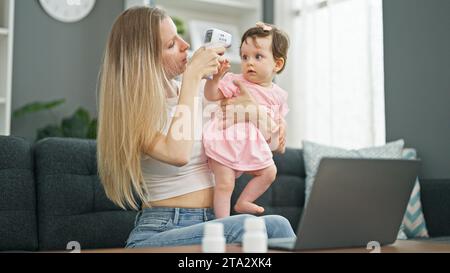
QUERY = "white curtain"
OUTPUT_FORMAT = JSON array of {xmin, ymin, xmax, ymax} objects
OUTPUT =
[{"xmin": 275, "ymin": 0, "xmax": 386, "ymax": 149}]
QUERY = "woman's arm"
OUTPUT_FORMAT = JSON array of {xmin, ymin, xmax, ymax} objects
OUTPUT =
[{"xmin": 143, "ymin": 47, "xmax": 225, "ymax": 166}]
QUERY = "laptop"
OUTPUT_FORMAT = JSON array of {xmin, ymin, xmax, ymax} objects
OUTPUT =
[{"xmin": 268, "ymin": 157, "xmax": 420, "ymax": 251}]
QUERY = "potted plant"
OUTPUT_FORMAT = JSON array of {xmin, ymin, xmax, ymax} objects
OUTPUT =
[{"xmin": 13, "ymin": 99, "xmax": 97, "ymax": 141}]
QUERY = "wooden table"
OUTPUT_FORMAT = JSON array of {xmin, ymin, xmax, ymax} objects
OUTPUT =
[{"xmin": 80, "ymin": 240, "xmax": 450, "ymax": 253}]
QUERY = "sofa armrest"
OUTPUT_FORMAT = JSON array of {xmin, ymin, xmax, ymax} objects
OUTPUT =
[
  {"xmin": 420, "ymin": 179, "xmax": 450, "ymax": 237},
  {"xmin": 34, "ymin": 137, "xmax": 137, "ymax": 250},
  {"xmin": 0, "ymin": 136, "xmax": 39, "ymax": 251}
]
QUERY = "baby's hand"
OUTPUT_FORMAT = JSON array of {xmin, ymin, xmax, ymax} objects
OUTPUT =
[{"xmin": 211, "ymin": 59, "xmax": 231, "ymax": 81}]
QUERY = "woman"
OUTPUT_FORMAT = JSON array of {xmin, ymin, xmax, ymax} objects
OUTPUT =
[{"xmin": 97, "ymin": 7, "xmax": 295, "ymax": 248}]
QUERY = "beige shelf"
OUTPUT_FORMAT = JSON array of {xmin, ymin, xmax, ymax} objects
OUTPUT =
[
  {"xmin": 0, "ymin": 28, "xmax": 8, "ymax": 36},
  {"xmin": 155, "ymin": 0, "xmax": 258, "ymax": 15}
]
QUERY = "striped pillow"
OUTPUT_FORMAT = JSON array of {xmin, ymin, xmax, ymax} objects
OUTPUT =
[{"xmin": 400, "ymin": 148, "xmax": 429, "ymax": 238}]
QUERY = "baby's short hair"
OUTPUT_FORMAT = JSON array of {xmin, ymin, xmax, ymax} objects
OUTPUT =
[{"xmin": 240, "ymin": 24, "xmax": 290, "ymax": 74}]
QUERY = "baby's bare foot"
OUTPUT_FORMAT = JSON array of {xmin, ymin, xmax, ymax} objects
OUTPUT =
[{"xmin": 234, "ymin": 202, "xmax": 265, "ymax": 215}]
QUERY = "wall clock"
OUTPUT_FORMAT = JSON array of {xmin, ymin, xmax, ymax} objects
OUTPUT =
[{"xmin": 39, "ymin": 0, "xmax": 96, "ymax": 23}]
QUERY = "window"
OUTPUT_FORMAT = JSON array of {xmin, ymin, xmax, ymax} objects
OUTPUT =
[{"xmin": 276, "ymin": 0, "xmax": 385, "ymax": 148}]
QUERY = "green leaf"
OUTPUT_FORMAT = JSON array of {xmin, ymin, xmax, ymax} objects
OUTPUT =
[
  {"xmin": 13, "ymin": 99, "xmax": 66, "ymax": 118},
  {"xmin": 87, "ymin": 118, "xmax": 98, "ymax": 139},
  {"xmin": 61, "ymin": 108, "xmax": 91, "ymax": 138},
  {"xmin": 37, "ymin": 125, "xmax": 64, "ymax": 141},
  {"xmin": 172, "ymin": 17, "xmax": 186, "ymax": 36},
  {"xmin": 45, "ymin": 99, "xmax": 67, "ymax": 110},
  {"xmin": 74, "ymin": 108, "xmax": 91, "ymax": 124}
]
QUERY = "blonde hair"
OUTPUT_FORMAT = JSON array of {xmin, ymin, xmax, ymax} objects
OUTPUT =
[{"xmin": 97, "ymin": 7, "xmax": 169, "ymax": 210}]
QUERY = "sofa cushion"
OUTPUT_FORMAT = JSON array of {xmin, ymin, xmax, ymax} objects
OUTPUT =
[
  {"xmin": 420, "ymin": 179, "xmax": 450, "ymax": 237},
  {"xmin": 414, "ymin": 236, "xmax": 450, "ymax": 243},
  {"xmin": 0, "ymin": 136, "xmax": 38, "ymax": 251},
  {"xmin": 232, "ymin": 148, "xmax": 306, "ymax": 230},
  {"xmin": 34, "ymin": 138, "xmax": 138, "ymax": 250}
]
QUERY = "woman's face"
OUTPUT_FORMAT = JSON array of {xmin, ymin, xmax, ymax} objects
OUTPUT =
[{"xmin": 160, "ymin": 17, "xmax": 190, "ymax": 79}]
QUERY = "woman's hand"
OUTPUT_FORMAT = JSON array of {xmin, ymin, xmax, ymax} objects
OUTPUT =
[
  {"xmin": 185, "ymin": 46, "xmax": 225, "ymax": 81},
  {"xmin": 273, "ymin": 121, "xmax": 286, "ymax": 154},
  {"xmin": 218, "ymin": 80, "xmax": 280, "ymax": 143},
  {"xmin": 219, "ymin": 80, "xmax": 256, "ymax": 111},
  {"xmin": 218, "ymin": 80, "xmax": 258, "ymax": 129}
]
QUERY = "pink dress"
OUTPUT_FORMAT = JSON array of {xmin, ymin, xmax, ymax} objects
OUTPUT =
[{"xmin": 203, "ymin": 73, "xmax": 289, "ymax": 176}]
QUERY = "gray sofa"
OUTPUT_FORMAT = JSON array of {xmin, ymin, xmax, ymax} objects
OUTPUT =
[{"xmin": 1, "ymin": 136, "xmax": 449, "ymax": 251}]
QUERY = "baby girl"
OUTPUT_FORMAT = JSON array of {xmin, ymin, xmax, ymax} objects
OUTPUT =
[{"xmin": 203, "ymin": 22, "xmax": 290, "ymax": 218}]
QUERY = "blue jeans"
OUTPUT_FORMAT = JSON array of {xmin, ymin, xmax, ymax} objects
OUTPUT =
[{"xmin": 125, "ymin": 207, "xmax": 296, "ymax": 248}]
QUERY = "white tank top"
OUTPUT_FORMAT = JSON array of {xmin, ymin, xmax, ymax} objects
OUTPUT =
[{"xmin": 141, "ymin": 81, "xmax": 215, "ymax": 202}]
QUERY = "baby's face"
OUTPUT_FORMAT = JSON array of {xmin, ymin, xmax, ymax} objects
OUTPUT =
[{"xmin": 240, "ymin": 36, "xmax": 278, "ymax": 86}]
